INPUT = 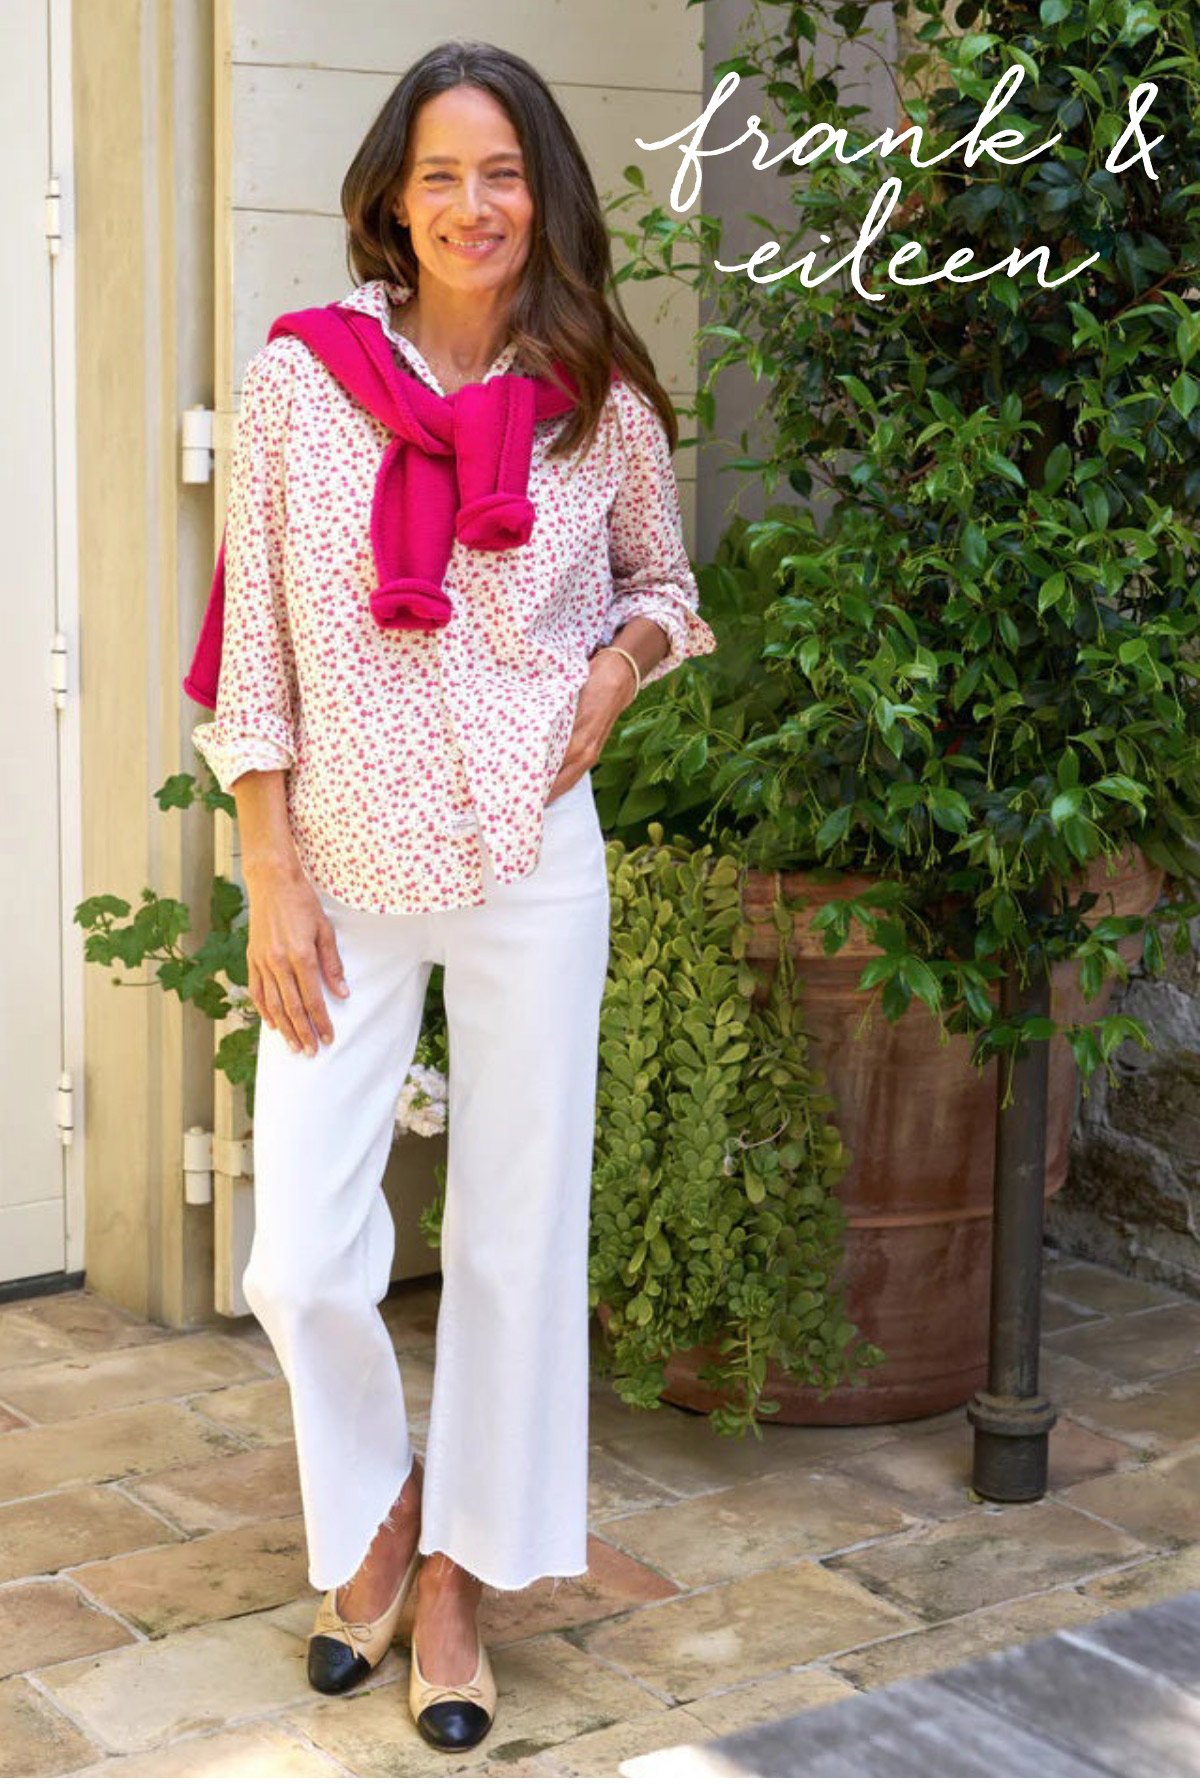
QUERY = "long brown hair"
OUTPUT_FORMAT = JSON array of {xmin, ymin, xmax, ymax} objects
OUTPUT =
[{"xmin": 341, "ymin": 40, "xmax": 679, "ymax": 463}]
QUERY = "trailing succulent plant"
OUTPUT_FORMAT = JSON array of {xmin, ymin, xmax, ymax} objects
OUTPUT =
[{"xmin": 586, "ymin": 829, "xmax": 879, "ymax": 1437}]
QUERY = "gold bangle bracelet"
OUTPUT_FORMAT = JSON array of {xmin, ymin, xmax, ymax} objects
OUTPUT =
[{"xmin": 594, "ymin": 644, "xmax": 642, "ymax": 698}]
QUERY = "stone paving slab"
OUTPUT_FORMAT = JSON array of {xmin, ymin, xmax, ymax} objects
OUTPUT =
[
  {"xmin": 2, "ymin": 1578, "xmax": 136, "ymax": 1678},
  {"xmin": 1060, "ymin": 1439, "xmax": 1200, "ymax": 1544},
  {"xmin": 0, "ymin": 1332, "xmax": 273, "ymax": 1423},
  {"xmin": 33, "ymin": 1603, "xmax": 324, "ymax": 1751},
  {"xmin": 1082, "ymin": 1541, "xmax": 1200, "ymax": 1609},
  {"xmin": 0, "ymin": 1403, "xmax": 244, "ymax": 1501},
  {"xmin": 0, "ymin": 1253, "xmax": 1193, "ymax": 1777},
  {"xmin": 827, "ymin": 1585, "xmax": 1114, "ymax": 1690},
  {"xmin": 575, "ymin": 1560, "xmax": 916, "ymax": 1701},
  {"xmin": 1045, "ymin": 1299, "xmax": 1200, "ymax": 1381},
  {"xmin": 0, "ymin": 1673, "xmax": 103, "ymax": 1776},
  {"xmin": 595, "ymin": 1468, "xmax": 915, "ymax": 1587},
  {"xmin": 0, "ymin": 1483, "xmax": 176, "ymax": 1579},
  {"xmin": 75, "ymin": 1718, "xmax": 351, "ymax": 1777},
  {"xmin": 121, "ymin": 1440, "xmax": 302, "ymax": 1535},
  {"xmin": 823, "ymin": 1498, "xmax": 1151, "ymax": 1621},
  {"xmin": 827, "ymin": 1413, "xmax": 1134, "ymax": 1520},
  {"xmin": 184, "ymin": 1376, "xmax": 295, "ymax": 1445},
  {"xmin": 283, "ymin": 1630, "xmax": 662, "ymax": 1778},
  {"xmin": 1043, "ymin": 1259, "xmax": 1183, "ymax": 1316},
  {"xmin": 65, "ymin": 1514, "xmax": 310, "ymax": 1638},
  {"xmin": 16, "ymin": 1292, "xmax": 181, "ymax": 1357},
  {"xmin": 1061, "ymin": 1361, "xmax": 1200, "ymax": 1453},
  {"xmin": 0, "ymin": 1309, "xmax": 89, "ymax": 1372},
  {"xmin": 620, "ymin": 1591, "xmax": 1200, "ymax": 1777}
]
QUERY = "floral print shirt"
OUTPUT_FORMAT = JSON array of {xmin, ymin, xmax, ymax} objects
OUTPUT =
[{"xmin": 190, "ymin": 278, "xmax": 717, "ymax": 913}]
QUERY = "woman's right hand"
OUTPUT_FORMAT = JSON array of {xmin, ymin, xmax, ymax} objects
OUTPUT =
[{"xmin": 245, "ymin": 866, "xmax": 349, "ymax": 1055}]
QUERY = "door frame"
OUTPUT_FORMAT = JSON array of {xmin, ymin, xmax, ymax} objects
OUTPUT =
[{"xmin": 51, "ymin": 0, "xmax": 86, "ymax": 1283}]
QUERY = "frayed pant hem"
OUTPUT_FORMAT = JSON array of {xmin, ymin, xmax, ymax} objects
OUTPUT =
[{"xmin": 416, "ymin": 1539, "xmax": 590, "ymax": 1595}]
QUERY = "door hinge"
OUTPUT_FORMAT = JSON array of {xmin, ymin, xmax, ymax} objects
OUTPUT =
[
  {"xmin": 183, "ymin": 1125, "xmax": 213, "ymax": 1205},
  {"xmin": 50, "ymin": 631, "xmax": 68, "ymax": 709},
  {"xmin": 181, "ymin": 406, "xmax": 215, "ymax": 484},
  {"xmin": 45, "ymin": 177, "xmax": 62, "ymax": 257},
  {"xmin": 57, "ymin": 1072, "xmax": 75, "ymax": 1146},
  {"xmin": 184, "ymin": 1126, "xmax": 254, "ymax": 1203}
]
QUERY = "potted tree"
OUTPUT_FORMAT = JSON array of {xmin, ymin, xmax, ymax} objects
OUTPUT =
[{"xmin": 593, "ymin": 0, "xmax": 1200, "ymax": 1419}]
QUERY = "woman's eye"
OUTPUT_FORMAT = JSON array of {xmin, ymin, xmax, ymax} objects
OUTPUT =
[{"xmin": 424, "ymin": 170, "xmax": 522, "ymax": 183}]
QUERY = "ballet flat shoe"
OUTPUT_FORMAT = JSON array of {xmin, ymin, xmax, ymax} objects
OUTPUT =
[
  {"xmin": 307, "ymin": 1543, "xmax": 422, "ymax": 1695},
  {"xmin": 409, "ymin": 1603, "xmax": 496, "ymax": 1751}
]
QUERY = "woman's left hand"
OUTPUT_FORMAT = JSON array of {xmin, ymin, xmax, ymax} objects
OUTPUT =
[{"xmin": 545, "ymin": 650, "xmax": 638, "ymax": 803}]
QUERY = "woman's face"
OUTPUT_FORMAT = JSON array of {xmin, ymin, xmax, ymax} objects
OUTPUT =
[{"xmin": 392, "ymin": 85, "xmax": 534, "ymax": 300}]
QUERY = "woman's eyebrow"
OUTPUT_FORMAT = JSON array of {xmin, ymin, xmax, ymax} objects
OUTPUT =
[{"xmin": 415, "ymin": 152, "xmax": 524, "ymax": 166}]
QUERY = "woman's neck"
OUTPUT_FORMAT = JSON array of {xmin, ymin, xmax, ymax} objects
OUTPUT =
[{"xmin": 389, "ymin": 283, "xmax": 514, "ymax": 386}]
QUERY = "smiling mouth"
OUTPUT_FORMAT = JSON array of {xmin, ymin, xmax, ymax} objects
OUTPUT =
[{"xmin": 441, "ymin": 235, "xmax": 502, "ymax": 250}]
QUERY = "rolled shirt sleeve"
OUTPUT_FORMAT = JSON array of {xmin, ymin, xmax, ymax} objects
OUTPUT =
[
  {"xmin": 191, "ymin": 347, "xmax": 300, "ymax": 793},
  {"xmin": 600, "ymin": 382, "xmax": 717, "ymax": 688}
]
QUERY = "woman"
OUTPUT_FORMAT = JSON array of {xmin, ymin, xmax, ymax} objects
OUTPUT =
[{"xmin": 189, "ymin": 38, "xmax": 716, "ymax": 1754}]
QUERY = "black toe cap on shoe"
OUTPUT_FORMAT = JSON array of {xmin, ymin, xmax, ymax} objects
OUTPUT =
[
  {"xmin": 416, "ymin": 1700, "xmax": 493, "ymax": 1750},
  {"xmin": 307, "ymin": 1634, "xmax": 372, "ymax": 1694}
]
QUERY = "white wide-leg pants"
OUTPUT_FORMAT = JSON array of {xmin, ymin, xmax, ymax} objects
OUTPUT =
[{"xmin": 241, "ymin": 771, "xmax": 611, "ymax": 1593}]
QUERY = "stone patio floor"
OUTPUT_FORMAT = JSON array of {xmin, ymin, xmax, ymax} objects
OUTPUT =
[{"xmin": 1, "ymin": 1247, "xmax": 1199, "ymax": 1779}]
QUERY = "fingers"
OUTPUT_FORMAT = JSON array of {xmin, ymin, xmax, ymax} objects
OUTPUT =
[{"xmin": 247, "ymin": 903, "xmax": 350, "ymax": 1056}]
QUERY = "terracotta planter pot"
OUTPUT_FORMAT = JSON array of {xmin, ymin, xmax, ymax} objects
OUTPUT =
[{"xmin": 657, "ymin": 846, "xmax": 1164, "ymax": 1425}]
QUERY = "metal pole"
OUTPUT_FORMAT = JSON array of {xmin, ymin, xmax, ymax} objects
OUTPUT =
[{"xmin": 967, "ymin": 928, "xmax": 1058, "ymax": 1501}]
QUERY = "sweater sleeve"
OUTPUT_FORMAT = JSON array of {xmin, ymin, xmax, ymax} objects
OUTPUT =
[
  {"xmin": 190, "ymin": 346, "xmax": 300, "ymax": 793},
  {"xmin": 599, "ymin": 381, "xmax": 717, "ymax": 688}
]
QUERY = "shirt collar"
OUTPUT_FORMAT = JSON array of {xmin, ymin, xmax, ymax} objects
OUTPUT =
[{"xmin": 338, "ymin": 278, "xmax": 521, "ymax": 392}]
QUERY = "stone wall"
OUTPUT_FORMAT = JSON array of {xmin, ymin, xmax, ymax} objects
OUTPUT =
[{"xmin": 1048, "ymin": 913, "xmax": 1200, "ymax": 1299}]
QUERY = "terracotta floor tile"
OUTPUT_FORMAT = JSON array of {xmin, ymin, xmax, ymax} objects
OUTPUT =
[
  {"xmin": 186, "ymin": 1376, "xmax": 295, "ymax": 1445},
  {"xmin": 284, "ymin": 1629, "xmax": 660, "ymax": 1776},
  {"xmin": 0, "ymin": 1403, "xmax": 243, "ymax": 1502},
  {"xmin": 824, "ymin": 1499, "xmax": 1150, "ymax": 1621},
  {"xmin": 33, "ymin": 1605, "xmax": 316, "ymax": 1750},
  {"xmin": 597, "ymin": 1467, "xmax": 913, "ymax": 1587},
  {"xmin": 0, "ymin": 1674, "xmax": 102, "ymax": 1775},
  {"xmin": 0, "ymin": 1333, "xmax": 273, "ymax": 1424},
  {"xmin": 576, "ymin": 1559, "xmax": 915, "ymax": 1700},
  {"xmin": 125, "ymin": 1441, "xmax": 301, "ymax": 1535},
  {"xmin": 830, "ymin": 1585, "xmax": 1114, "ymax": 1689},
  {"xmin": 2, "ymin": 1578, "xmax": 135, "ymax": 1678},
  {"xmin": 1047, "ymin": 1301, "xmax": 1200, "ymax": 1381},
  {"xmin": 0, "ymin": 1484, "xmax": 175, "ymax": 1582},
  {"xmin": 66, "ymin": 1515, "xmax": 310, "ymax": 1638}
]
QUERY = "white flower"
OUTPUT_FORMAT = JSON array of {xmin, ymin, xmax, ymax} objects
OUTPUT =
[{"xmin": 395, "ymin": 1063, "xmax": 449, "ymax": 1137}]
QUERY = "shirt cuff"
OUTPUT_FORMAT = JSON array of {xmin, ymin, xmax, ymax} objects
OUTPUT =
[
  {"xmin": 191, "ymin": 717, "xmax": 297, "ymax": 795},
  {"xmin": 601, "ymin": 593, "xmax": 718, "ymax": 689}
]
